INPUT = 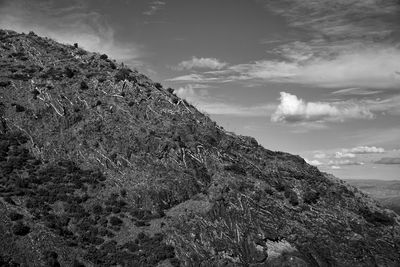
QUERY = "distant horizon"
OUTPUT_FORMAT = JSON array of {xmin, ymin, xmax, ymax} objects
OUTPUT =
[{"xmin": 1, "ymin": 0, "xmax": 399, "ymax": 181}]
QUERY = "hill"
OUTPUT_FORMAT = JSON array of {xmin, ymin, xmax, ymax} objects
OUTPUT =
[
  {"xmin": 346, "ymin": 179, "xmax": 400, "ymax": 215},
  {"xmin": 0, "ymin": 29, "xmax": 399, "ymax": 266}
]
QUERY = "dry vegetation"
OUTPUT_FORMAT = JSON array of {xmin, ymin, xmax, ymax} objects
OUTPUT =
[{"xmin": 0, "ymin": 29, "xmax": 399, "ymax": 266}]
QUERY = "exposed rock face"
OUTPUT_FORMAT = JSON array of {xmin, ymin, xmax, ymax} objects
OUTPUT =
[{"xmin": 0, "ymin": 29, "xmax": 399, "ymax": 266}]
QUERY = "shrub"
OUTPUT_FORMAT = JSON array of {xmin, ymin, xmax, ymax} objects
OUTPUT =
[
  {"xmin": 74, "ymin": 43, "xmax": 78, "ymax": 48},
  {"xmin": 65, "ymin": 67, "xmax": 75, "ymax": 78},
  {"xmin": 154, "ymin": 82, "xmax": 162, "ymax": 89},
  {"xmin": 13, "ymin": 103, "xmax": 26, "ymax": 112},
  {"xmin": 12, "ymin": 222, "xmax": 30, "ymax": 236},
  {"xmin": 72, "ymin": 260, "xmax": 85, "ymax": 267},
  {"xmin": 100, "ymin": 54, "xmax": 108, "ymax": 60},
  {"xmin": 93, "ymin": 204, "xmax": 103, "ymax": 214},
  {"xmin": 224, "ymin": 164, "xmax": 246, "ymax": 176},
  {"xmin": 8, "ymin": 212, "xmax": 23, "ymax": 221},
  {"xmin": 43, "ymin": 251, "xmax": 60, "ymax": 267},
  {"xmin": 359, "ymin": 207, "xmax": 395, "ymax": 226},
  {"xmin": 0, "ymin": 80, "xmax": 11, "ymax": 87},
  {"xmin": 285, "ymin": 188, "xmax": 299, "ymax": 206},
  {"xmin": 303, "ymin": 189, "xmax": 320, "ymax": 204},
  {"xmin": 120, "ymin": 189, "xmax": 127, "ymax": 197},
  {"xmin": 80, "ymin": 81, "xmax": 89, "ymax": 90},
  {"xmin": 166, "ymin": 88, "xmax": 174, "ymax": 94},
  {"xmin": 109, "ymin": 216, "xmax": 123, "ymax": 226}
]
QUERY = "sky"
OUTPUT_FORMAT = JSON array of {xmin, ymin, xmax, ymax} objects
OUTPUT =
[{"xmin": 1, "ymin": 0, "xmax": 399, "ymax": 180}]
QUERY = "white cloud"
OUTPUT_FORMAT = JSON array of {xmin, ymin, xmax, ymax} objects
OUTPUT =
[
  {"xmin": 177, "ymin": 57, "xmax": 227, "ymax": 70},
  {"xmin": 334, "ymin": 152, "xmax": 355, "ymax": 159},
  {"xmin": 143, "ymin": 1, "xmax": 166, "ymax": 16},
  {"xmin": 271, "ymin": 92, "xmax": 373, "ymax": 123},
  {"xmin": 166, "ymin": 74, "xmax": 221, "ymax": 83},
  {"xmin": 343, "ymin": 146, "xmax": 385, "ymax": 154},
  {"xmin": 258, "ymin": 0, "xmax": 400, "ymax": 89},
  {"xmin": 167, "ymin": 0, "xmax": 400, "ymax": 90},
  {"xmin": 331, "ymin": 88, "xmax": 382, "ymax": 96},
  {"xmin": 225, "ymin": 47, "xmax": 400, "ymax": 88},
  {"xmin": 175, "ymin": 84, "xmax": 275, "ymax": 117},
  {"xmin": 305, "ymin": 159, "xmax": 323, "ymax": 166},
  {"xmin": 0, "ymin": 0, "xmax": 142, "ymax": 64},
  {"xmin": 327, "ymin": 160, "xmax": 363, "ymax": 166},
  {"xmin": 314, "ymin": 153, "xmax": 326, "ymax": 159}
]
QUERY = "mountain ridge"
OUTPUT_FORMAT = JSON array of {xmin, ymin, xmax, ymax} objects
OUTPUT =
[{"xmin": 0, "ymin": 29, "xmax": 399, "ymax": 266}]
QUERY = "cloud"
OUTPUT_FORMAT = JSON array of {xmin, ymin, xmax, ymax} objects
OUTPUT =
[
  {"xmin": 175, "ymin": 84, "xmax": 275, "ymax": 117},
  {"xmin": 143, "ymin": 1, "xmax": 166, "ymax": 16},
  {"xmin": 374, "ymin": 157, "xmax": 400, "ymax": 165},
  {"xmin": 260, "ymin": 0, "xmax": 400, "ymax": 89},
  {"xmin": 314, "ymin": 153, "xmax": 326, "ymax": 159},
  {"xmin": 176, "ymin": 57, "xmax": 228, "ymax": 71},
  {"xmin": 169, "ymin": 46, "xmax": 400, "ymax": 89},
  {"xmin": 0, "ymin": 0, "xmax": 142, "ymax": 64},
  {"xmin": 331, "ymin": 88, "xmax": 382, "ymax": 96},
  {"xmin": 271, "ymin": 92, "xmax": 373, "ymax": 124},
  {"xmin": 334, "ymin": 152, "xmax": 355, "ymax": 159},
  {"xmin": 165, "ymin": 0, "xmax": 400, "ymax": 89},
  {"xmin": 327, "ymin": 160, "xmax": 364, "ymax": 166},
  {"xmin": 264, "ymin": 0, "xmax": 400, "ymax": 41},
  {"xmin": 343, "ymin": 146, "xmax": 385, "ymax": 154},
  {"xmin": 305, "ymin": 159, "xmax": 323, "ymax": 166},
  {"xmin": 172, "ymin": 0, "xmax": 398, "ymax": 89},
  {"xmin": 166, "ymin": 73, "xmax": 222, "ymax": 83}
]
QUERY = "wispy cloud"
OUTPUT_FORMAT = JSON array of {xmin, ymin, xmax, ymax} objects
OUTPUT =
[
  {"xmin": 167, "ymin": 73, "xmax": 222, "ymax": 83},
  {"xmin": 264, "ymin": 0, "xmax": 400, "ymax": 41},
  {"xmin": 175, "ymin": 84, "xmax": 276, "ymax": 117},
  {"xmin": 331, "ymin": 88, "xmax": 382, "ymax": 96},
  {"xmin": 271, "ymin": 92, "xmax": 373, "ymax": 124},
  {"xmin": 169, "ymin": 0, "xmax": 400, "ymax": 89},
  {"xmin": 143, "ymin": 0, "xmax": 166, "ymax": 16},
  {"xmin": 334, "ymin": 152, "xmax": 355, "ymax": 159},
  {"xmin": 374, "ymin": 157, "xmax": 400, "ymax": 165},
  {"xmin": 0, "ymin": 0, "xmax": 143, "ymax": 64},
  {"xmin": 305, "ymin": 158, "xmax": 323, "ymax": 166},
  {"xmin": 176, "ymin": 57, "xmax": 227, "ymax": 71},
  {"xmin": 343, "ymin": 146, "xmax": 385, "ymax": 154},
  {"xmin": 327, "ymin": 159, "xmax": 364, "ymax": 166}
]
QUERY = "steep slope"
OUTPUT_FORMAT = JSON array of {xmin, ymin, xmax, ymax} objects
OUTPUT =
[{"xmin": 0, "ymin": 30, "xmax": 399, "ymax": 266}]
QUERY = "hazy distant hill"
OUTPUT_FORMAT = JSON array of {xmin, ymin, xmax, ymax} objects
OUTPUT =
[
  {"xmin": 346, "ymin": 179, "xmax": 400, "ymax": 215},
  {"xmin": 0, "ymin": 29, "xmax": 399, "ymax": 266}
]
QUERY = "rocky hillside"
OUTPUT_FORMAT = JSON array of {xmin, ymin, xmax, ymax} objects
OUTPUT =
[{"xmin": 0, "ymin": 29, "xmax": 399, "ymax": 266}]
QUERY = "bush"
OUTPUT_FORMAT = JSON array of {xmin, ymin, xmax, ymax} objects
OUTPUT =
[
  {"xmin": 44, "ymin": 251, "xmax": 60, "ymax": 267},
  {"xmin": 359, "ymin": 207, "xmax": 395, "ymax": 226},
  {"xmin": 0, "ymin": 80, "xmax": 11, "ymax": 87},
  {"xmin": 12, "ymin": 222, "xmax": 30, "ymax": 236},
  {"xmin": 8, "ymin": 212, "xmax": 23, "ymax": 221},
  {"xmin": 154, "ymin": 82, "xmax": 163, "ymax": 89},
  {"xmin": 285, "ymin": 188, "xmax": 299, "ymax": 206},
  {"xmin": 93, "ymin": 204, "xmax": 103, "ymax": 214},
  {"xmin": 100, "ymin": 54, "xmax": 108, "ymax": 60},
  {"xmin": 224, "ymin": 164, "xmax": 246, "ymax": 176},
  {"xmin": 65, "ymin": 67, "xmax": 75, "ymax": 78},
  {"xmin": 109, "ymin": 216, "xmax": 123, "ymax": 226},
  {"xmin": 13, "ymin": 103, "xmax": 26, "ymax": 112},
  {"xmin": 80, "ymin": 81, "xmax": 89, "ymax": 90},
  {"xmin": 304, "ymin": 189, "xmax": 320, "ymax": 204}
]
